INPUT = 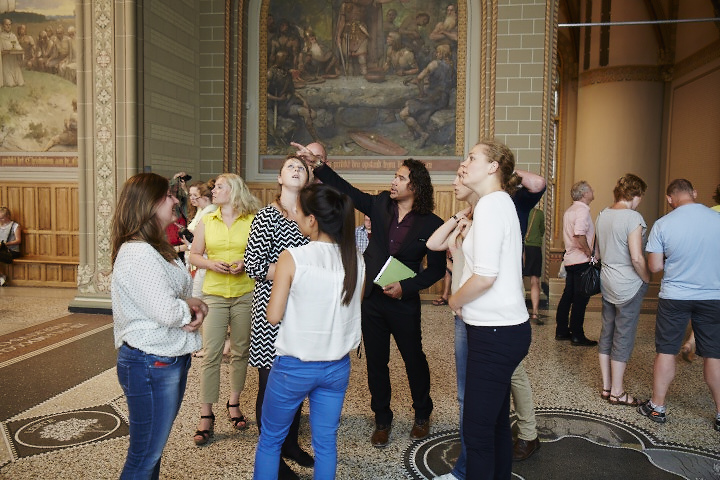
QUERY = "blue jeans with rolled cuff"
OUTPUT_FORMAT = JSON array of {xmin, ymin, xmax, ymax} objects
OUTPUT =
[
  {"xmin": 117, "ymin": 343, "xmax": 191, "ymax": 480},
  {"xmin": 254, "ymin": 354, "xmax": 351, "ymax": 480}
]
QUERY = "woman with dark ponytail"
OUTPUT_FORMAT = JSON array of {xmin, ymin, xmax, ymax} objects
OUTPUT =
[{"xmin": 253, "ymin": 183, "xmax": 365, "ymax": 480}]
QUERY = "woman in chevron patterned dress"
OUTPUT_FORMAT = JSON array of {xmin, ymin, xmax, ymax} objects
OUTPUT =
[{"xmin": 245, "ymin": 155, "xmax": 314, "ymax": 478}]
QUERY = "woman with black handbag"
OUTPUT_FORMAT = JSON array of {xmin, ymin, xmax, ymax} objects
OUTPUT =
[
  {"xmin": 0, "ymin": 207, "xmax": 22, "ymax": 286},
  {"xmin": 595, "ymin": 174, "xmax": 650, "ymax": 407}
]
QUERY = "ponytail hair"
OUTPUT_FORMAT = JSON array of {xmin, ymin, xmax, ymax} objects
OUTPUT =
[
  {"xmin": 479, "ymin": 139, "xmax": 521, "ymax": 195},
  {"xmin": 299, "ymin": 184, "xmax": 358, "ymax": 306}
]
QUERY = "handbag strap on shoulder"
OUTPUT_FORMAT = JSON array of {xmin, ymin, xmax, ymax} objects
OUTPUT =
[{"xmin": 4, "ymin": 222, "xmax": 14, "ymax": 243}]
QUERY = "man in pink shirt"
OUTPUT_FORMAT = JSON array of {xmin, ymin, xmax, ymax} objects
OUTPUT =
[{"xmin": 555, "ymin": 181, "xmax": 597, "ymax": 346}]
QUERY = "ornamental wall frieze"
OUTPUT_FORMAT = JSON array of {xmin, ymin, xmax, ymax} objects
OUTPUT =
[
  {"xmin": 673, "ymin": 39, "xmax": 720, "ymax": 81},
  {"xmin": 0, "ymin": 156, "xmax": 78, "ymax": 167},
  {"xmin": 579, "ymin": 65, "xmax": 663, "ymax": 87}
]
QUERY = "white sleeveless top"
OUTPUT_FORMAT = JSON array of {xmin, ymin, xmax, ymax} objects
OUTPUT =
[{"xmin": 274, "ymin": 241, "xmax": 364, "ymax": 362}]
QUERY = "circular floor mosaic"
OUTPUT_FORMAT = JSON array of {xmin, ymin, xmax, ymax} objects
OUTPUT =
[
  {"xmin": 3, "ymin": 404, "xmax": 129, "ymax": 462},
  {"xmin": 403, "ymin": 408, "xmax": 720, "ymax": 479}
]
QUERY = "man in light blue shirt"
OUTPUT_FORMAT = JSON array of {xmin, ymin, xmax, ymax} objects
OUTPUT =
[{"xmin": 638, "ymin": 179, "xmax": 720, "ymax": 431}]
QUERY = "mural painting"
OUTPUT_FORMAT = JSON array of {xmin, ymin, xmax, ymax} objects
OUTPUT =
[
  {"xmin": 260, "ymin": 0, "xmax": 463, "ymax": 172},
  {"xmin": 0, "ymin": 0, "xmax": 77, "ymax": 154}
]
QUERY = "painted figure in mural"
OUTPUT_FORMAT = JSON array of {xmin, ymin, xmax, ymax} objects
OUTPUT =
[
  {"xmin": 299, "ymin": 28, "xmax": 340, "ymax": 80},
  {"xmin": 383, "ymin": 8, "xmax": 398, "ymax": 34},
  {"xmin": 43, "ymin": 99, "xmax": 78, "ymax": 152},
  {"xmin": 35, "ymin": 30, "xmax": 53, "ymax": 72},
  {"xmin": 16, "ymin": 24, "xmax": 35, "ymax": 69},
  {"xmin": 267, "ymin": 50, "xmax": 319, "ymax": 144},
  {"xmin": 382, "ymin": 31, "xmax": 418, "ymax": 76},
  {"xmin": 398, "ymin": 11, "xmax": 430, "ymax": 57},
  {"xmin": 46, "ymin": 25, "xmax": 71, "ymax": 74},
  {"xmin": 335, "ymin": 0, "xmax": 391, "ymax": 75},
  {"xmin": 429, "ymin": 4, "xmax": 458, "ymax": 51},
  {"xmin": 270, "ymin": 19, "xmax": 303, "ymax": 70},
  {"xmin": 45, "ymin": 25, "xmax": 57, "ymax": 43},
  {"xmin": 0, "ymin": 18, "xmax": 24, "ymax": 87},
  {"xmin": 399, "ymin": 44, "xmax": 454, "ymax": 147},
  {"xmin": 59, "ymin": 26, "xmax": 77, "ymax": 83},
  {"xmin": 266, "ymin": 13, "xmax": 276, "ymax": 63}
]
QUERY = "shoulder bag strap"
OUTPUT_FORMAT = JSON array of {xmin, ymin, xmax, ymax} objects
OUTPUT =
[
  {"xmin": 525, "ymin": 209, "xmax": 537, "ymax": 243},
  {"xmin": 4, "ymin": 223, "xmax": 14, "ymax": 243}
]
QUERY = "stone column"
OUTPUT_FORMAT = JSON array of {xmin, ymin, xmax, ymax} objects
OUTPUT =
[
  {"xmin": 572, "ymin": 1, "xmax": 664, "ymax": 223},
  {"xmin": 71, "ymin": 0, "xmax": 138, "ymax": 311}
]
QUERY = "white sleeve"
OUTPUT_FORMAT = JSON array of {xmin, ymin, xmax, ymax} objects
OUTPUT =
[
  {"xmin": 113, "ymin": 245, "xmax": 192, "ymax": 328},
  {"xmin": 470, "ymin": 201, "xmax": 502, "ymax": 277}
]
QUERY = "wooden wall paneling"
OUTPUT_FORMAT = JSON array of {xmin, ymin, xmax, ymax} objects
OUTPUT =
[
  {"xmin": 22, "ymin": 186, "xmax": 37, "ymax": 230},
  {"xmin": 0, "ymin": 181, "xmax": 79, "ymax": 287},
  {"xmin": 38, "ymin": 187, "xmax": 53, "ymax": 230},
  {"xmin": 56, "ymin": 187, "xmax": 72, "ymax": 231},
  {"xmin": 39, "ymin": 233, "xmax": 54, "ymax": 256},
  {"xmin": 71, "ymin": 187, "xmax": 79, "ymax": 231}
]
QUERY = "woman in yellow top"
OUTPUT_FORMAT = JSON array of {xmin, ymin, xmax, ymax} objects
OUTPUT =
[{"xmin": 188, "ymin": 173, "xmax": 262, "ymax": 445}]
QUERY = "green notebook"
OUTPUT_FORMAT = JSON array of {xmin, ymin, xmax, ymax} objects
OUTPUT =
[{"xmin": 373, "ymin": 256, "xmax": 416, "ymax": 287}]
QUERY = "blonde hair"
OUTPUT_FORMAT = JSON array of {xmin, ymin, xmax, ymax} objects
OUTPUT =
[{"xmin": 216, "ymin": 173, "xmax": 262, "ymax": 217}]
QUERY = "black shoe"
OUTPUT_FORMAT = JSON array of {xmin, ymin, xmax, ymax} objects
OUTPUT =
[
  {"xmin": 637, "ymin": 399, "xmax": 667, "ymax": 423},
  {"xmin": 282, "ymin": 445, "xmax": 314, "ymax": 467},
  {"xmin": 278, "ymin": 458, "xmax": 300, "ymax": 480},
  {"xmin": 555, "ymin": 333, "xmax": 572, "ymax": 341},
  {"xmin": 571, "ymin": 336, "xmax": 598, "ymax": 347},
  {"xmin": 715, "ymin": 417, "xmax": 720, "ymax": 432}
]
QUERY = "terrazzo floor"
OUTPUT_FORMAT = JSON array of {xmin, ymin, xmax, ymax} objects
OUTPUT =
[{"xmin": 0, "ymin": 286, "xmax": 718, "ymax": 479}]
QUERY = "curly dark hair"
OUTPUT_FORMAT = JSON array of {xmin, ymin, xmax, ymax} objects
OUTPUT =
[{"xmin": 403, "ymin": 158, "xmax": 435, "ymax": 215}]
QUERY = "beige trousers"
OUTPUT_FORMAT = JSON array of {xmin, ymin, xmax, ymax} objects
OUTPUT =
[
  {"xmin": 199, "ymin": 292, "xmax": 252, "ymax": 404},
  {"xmin": 511, "ymin": 361, "xmax": 538, "ymax": 441}
]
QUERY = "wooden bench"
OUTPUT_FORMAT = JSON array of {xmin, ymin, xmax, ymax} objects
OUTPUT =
[{"xmin": 5, "ymin": 255, "xmax": 79, "ymax": 287}]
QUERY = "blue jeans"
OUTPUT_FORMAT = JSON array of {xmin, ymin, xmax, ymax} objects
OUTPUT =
[
  {"xmin": 254, "ymin": 355, "xmax": 351, "ymax": 480},
  {"xmin": 116, "ymin": 344, "xmax": 191, "ymax": 480},
  {"xmin": 452, "ymin": 315, "xmax": 467, "ymax": 480}
]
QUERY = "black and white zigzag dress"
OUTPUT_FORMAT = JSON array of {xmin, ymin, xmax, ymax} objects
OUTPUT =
[{"xmin": 245, "ymin": 205, "xmax": 308, "ymax": 368}]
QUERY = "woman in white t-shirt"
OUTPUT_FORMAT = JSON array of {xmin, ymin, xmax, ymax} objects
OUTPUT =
[
  {"xmin": 449, "ymin": 140, "xmax": 530, "ymax": 480},
  {"xmin": 253, "ymin": 184, "xmax": 365, "ymax": 480}
]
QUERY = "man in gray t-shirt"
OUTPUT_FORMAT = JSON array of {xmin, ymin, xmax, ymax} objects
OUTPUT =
[{"xmin": 637, "ymin": 179, "xmax": 720, "ymax": 430}]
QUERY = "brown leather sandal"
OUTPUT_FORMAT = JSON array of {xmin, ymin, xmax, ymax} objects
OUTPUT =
[{"xmin": 608, "ymin": 391, "xmax": 640, "ymax": 406}]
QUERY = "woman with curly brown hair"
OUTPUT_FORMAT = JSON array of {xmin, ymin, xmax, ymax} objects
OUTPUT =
[{"xmin": 595, "ymin": 174, "xmax": 650, "ymax": 406}]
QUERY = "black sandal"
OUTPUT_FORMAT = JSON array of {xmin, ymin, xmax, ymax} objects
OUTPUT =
[
  {"xmin": 193, "ymin": 413, "xmax": 215, "ymax": 446},
  {"xmin": 600, "ymin": 388, "xmax": 611, "ymax": 400},
  {"xmin": 226, "ymin": 401, "xmax": 249, "ymax": 430}
]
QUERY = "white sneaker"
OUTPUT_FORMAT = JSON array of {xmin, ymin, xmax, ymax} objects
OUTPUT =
[
  {"xmin": 434, "ymin": 474, "xmax": 459, "ymax": 480},
  {"xmin": 0, "ymin": 274, "xmax": 6, "ymax": 286}
]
